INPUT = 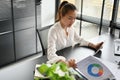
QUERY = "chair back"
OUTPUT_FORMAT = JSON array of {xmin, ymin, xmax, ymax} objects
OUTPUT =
[{"xmin": 37, "ymin": 25, "xmax": 52, "ymax": 55}]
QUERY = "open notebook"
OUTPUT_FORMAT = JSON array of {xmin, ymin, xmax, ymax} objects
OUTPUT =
[{"xmin": 74, "ymin": 56, "xmax": 116, "ymax": 80}]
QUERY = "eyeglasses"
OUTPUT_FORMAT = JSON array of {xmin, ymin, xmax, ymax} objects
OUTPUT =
[{"xmin": 66, "ymin": 16, "xmax": 76, "ymax": 21}]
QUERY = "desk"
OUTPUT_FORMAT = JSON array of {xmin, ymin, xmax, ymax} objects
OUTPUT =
[
  {"xmin": 55, "ymin": 33, "xmax": 120, "ymax": 79},
  {"xmin": 37, "ymin": 33, "xmax": 120, "ymax": 79},
  {"xmin": 56, "ymin": 46, "xmax": 96, "ymax": 63}
]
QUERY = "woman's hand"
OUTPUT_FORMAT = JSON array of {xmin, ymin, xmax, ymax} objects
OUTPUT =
[
  {"xmin": 95, "ymin": 42, "xmax": 104, "ymax": 50},
  {"xmin": 89, "ymin": 42, "xmax": 104, "ymax": 51},
  {"xmin": 57, "ymin": 59, "xmax": 77, "ymax": 68},
  {"xmin": 67, "ymin": 59, "xmax": 77, "ymax": 68}
]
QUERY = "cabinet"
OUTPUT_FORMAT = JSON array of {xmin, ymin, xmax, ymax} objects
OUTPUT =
[
  {"xmin": 13, "ymin": 0, "xmax": 36, "ymax": 60},
  {"xmin": 0, "ymin": 0, "xmax": 41, "ymax": 67},
  {"xmin": 15, "ymin": 28, "xmax": 36, "ymax": 59},
  {"xmin": 0, "ymin": 0, "xmax": 15, "ymax": 67},
  {"xmin": 0, "ymin": 33, "xmax": 15, "ymax": 67},
  {"xmin": 13, "ymin": 0, "xmax": 35, "ymax": 31}
]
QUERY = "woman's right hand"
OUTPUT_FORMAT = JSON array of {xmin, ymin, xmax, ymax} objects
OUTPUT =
[
  {"xmin": 57, "ymin": 59, "xmax": 77, "ymax": 68},
  {"xmin": 67, "ymin": 59, "xmax": 77, "ymax": 68}
]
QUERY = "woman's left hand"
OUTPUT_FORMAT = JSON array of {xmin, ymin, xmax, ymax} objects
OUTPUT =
[
  {"xmin": 95, "ymin": 42, "xmax": 104, "ymax": 50},
  {"xmin": 89, "ymin": 42, "xmax": 104, "ymax": 51}
]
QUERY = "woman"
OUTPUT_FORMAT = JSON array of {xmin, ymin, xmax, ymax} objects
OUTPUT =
[{"xmin": 47, "ymin": 1, "xmax": 103, "ymax": 68}]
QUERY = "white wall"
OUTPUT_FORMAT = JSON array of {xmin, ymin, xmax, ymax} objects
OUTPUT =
[{"xmin": 41, "ymin": 0, "xmax": 55, "ymax": 27}]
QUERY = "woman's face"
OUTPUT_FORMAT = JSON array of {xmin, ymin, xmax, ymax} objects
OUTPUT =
[{"xmin": 61, "ymin": 10, "xmax": 77, "ymax": 28}]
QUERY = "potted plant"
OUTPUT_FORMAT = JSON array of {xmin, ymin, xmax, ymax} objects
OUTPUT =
[{"xmin": 34, "ymin": 62, "xmax": 76, "ymax": 80}]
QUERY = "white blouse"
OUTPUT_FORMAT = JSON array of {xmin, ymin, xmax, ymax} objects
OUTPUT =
[{"xmin": 47, "ymin": 22, "xmax": 89, "ymax": 64}]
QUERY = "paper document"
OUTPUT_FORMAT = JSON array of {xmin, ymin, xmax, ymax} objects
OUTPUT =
[{"xmin": 76, "ymin": 56, "xmax": 116, "ymax": 80}]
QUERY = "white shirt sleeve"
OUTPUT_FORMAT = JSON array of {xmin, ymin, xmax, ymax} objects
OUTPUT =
[
  {"xmin": 47, "ymin": 27, "xmax": 66, "ymax": 64},
  {"xmin": 73, "ymin": 28, "xmax": 89, "ymax": 46}
]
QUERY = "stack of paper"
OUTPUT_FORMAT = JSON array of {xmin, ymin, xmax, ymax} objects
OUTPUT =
[{"xmin": 75, "ymin": 56, "xmax": 116, "ymax": 80}]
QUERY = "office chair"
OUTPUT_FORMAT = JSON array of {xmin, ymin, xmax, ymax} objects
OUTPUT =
[{"xmin": 36, "ymin": 25, "xmax": 52, "ymax": 55}]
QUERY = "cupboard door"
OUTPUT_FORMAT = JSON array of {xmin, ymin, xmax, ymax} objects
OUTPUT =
[
  {"xmin": 0, "ymin": 20, "xmax": 13, "ymax": 33},
  {"xmin": 0, "ymin": 0, "xmax": 12, "ymax": 20},
  {"xmin": 13, "ymin": 0, "xmax": 35, "ymax": 31},
  {"xmin": 0, "ymin": 0, "xmax": 13, "ymax": 33},
  {"xmin": 15, "ymin": 28, "xmax": 36, "ymax": 60},
  {"xmin": 0, "ymin": 33, "xmax": 15, "ymax": 67}
]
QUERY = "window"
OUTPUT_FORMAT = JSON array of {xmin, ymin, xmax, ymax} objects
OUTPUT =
[
  {"xmin": 117, "ymin": 0, "xmax": 120, "ymax": 24},
  {"xmin": 58, "ymin": 0, "xmax": 115, "ymax": 39}
]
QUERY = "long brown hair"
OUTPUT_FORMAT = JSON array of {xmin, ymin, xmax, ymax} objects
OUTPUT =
[{"xmin": 55, "ymin": 1, "xmax": 77, "ymax": 22}]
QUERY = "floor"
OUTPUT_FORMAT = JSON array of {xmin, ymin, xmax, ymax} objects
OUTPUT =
[{"xmin": 0, "ymin": 53, "xmax": 48, "ymax": 80}]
